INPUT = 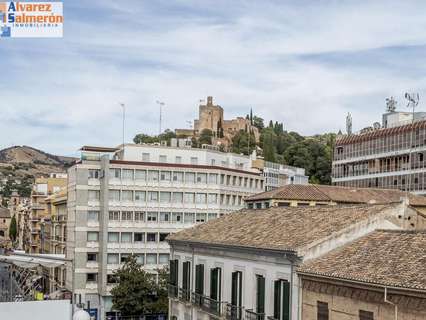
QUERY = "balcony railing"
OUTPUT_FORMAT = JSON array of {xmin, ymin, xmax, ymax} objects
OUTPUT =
[
  {"xmin": 245, "ymin": 309, "xmax": 265, "ymax": 320},
  {"xmin": 178, "ymin": 287, "xmax": 191, "ymax": 302},
  {"xmin": 168, "ymin": 284, "xmax": 178, "ymax": 299},
  {"xmin": 266, "ymin": 317, "xmax": 278, "ymax": 320},
  {"xmin": 191, "ymin": 292, "xmax": 204, "ymax": 307},
  {"xmin": 200, "ymin": 295, "xmax": 222, "ymax": 317},
  {"xmin": 226, "ymin": 303, "xmax": 244, "ymax": 320}
]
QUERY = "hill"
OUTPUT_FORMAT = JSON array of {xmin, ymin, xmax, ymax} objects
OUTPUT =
[{"xmin": 0, "ymin": 146, "xmax": 76, "ymax": 198}]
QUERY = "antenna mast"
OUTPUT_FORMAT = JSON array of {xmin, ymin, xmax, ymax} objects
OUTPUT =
[
  {"xmin": 404, "ymin": 92, "xmax": 419, "ymax": 195},
  {"xmin": 156, "ymin": 100, "xmax": 165, "ymax": 135}
]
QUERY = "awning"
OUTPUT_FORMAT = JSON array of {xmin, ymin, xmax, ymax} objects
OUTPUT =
[{"xmin": 0, "ymin": 254, "xmax": 67, "ymax": 268}]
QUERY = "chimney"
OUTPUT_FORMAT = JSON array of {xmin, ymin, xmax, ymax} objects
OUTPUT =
[{"xmin": 207, "ymin": 96, "xmax": 213, "ymax": 106}]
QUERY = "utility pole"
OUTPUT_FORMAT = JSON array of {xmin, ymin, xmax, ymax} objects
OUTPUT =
[
  {"xmin": 156, "ymin": 100, "xmax": 165, "ymax": 135},
  {"xmin": 120, "ymin": 103, "xmax": 125, "ymax": 146}
]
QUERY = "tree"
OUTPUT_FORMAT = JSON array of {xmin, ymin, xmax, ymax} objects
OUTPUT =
[
  {"xmin": 198, "ymin": 129, "xmax": 213, "ymax": 145},
  {"xmin": 133, "ymin": 134, "xmax": 159, "ymax": 145},
  {"xmin": 252, "ymin": 116, "xmax": 264, "ymax": 130},
  {"xmin": 9, "ymin": 214, "xmax": 17, "ymax": 243},
  {"xmin": 231, "ymin": 130, "xmax": 256, "ymax": 155},
  {"xmin": 111, "ymin": 256, "xmax": 168, "ymax": 316}
]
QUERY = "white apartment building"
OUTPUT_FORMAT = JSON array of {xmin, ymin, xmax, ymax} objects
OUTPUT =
[
  {"xmin": 262, "ymin": 162, "xmax": 308, "ymax": 191},
  {"xmin": 66, "ymin": 144, "xmax": 265, "ymax": 319}
]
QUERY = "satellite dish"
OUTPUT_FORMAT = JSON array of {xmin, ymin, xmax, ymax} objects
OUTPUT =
[{"xmin": 373, "ymin": 122, "xmax": 381, "ymax": 130}]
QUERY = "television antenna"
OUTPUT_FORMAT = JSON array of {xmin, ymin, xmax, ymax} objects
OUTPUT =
[
  {"xmin": 405, "ymin": 92, "xmax": 419, "ymax": 110},
  {"xmin": 346, "ymin": 112, "xmax": 352, "ymax": 135},
  {"xmin": 156, "ymin": 100, "xmax": 165, "ymax": 135},
  {"xmin": 404, "ymin": 92, "xmax": 419, "ymax": 195},
  {"xmin": 385, "ymin": 96, "xmax": 397, "ymax": 112},
  {"xmin": 186, "ymin": 120, "xmax": 193, "ymax": 129}
]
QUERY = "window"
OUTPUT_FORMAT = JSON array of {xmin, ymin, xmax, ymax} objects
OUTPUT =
[
  {"xmin": 184, "ymin": 212, "xmax": 195, "ymax": 224},
  {"xmin": 88, "ymin": 169, "xmax": 100, "ymax": 179},
  {"xmin": 160, "ymin": 171, "xmax": 171, "ymax": 181},
  {"xmin": 146, "ymin": 254, "xmax": 157, "ymax": 265},
  {"xmin": 220, "ymin": 174, "xmax": 225, "ymax": 184},
  {"xmin": 122, "ymin": 169, "xmax": 134, "ymax": 180},
  {"xmin": 195, "ymin": 264, "xmax": 205, "ymax": 299},
  {"xmin": 159, "ymin": 254, "xmax": 170, "ymax": 264},
  {"xmin": 136, "ymin": 254, "xmax": 144, "ymax": 265},
  {"xmin": 108, "ymin": 232, "xmax": 119, "ymax": 243},
  {"xmin": 142, "ymin": 153, "xmax": 150, "ymax": 161},
  {"xmin": 148, "ymin": 170, "xmax": 159, "ymax": 181},
  {"xmin": 160, "ymin": 212, "xmax": 170, "ymax": 222},
  {"xmin": 175, "ymin": 156, "xmax": 182, "ymax": 164},
  {"xmin": 256, "ymin": 275, "xmax": 265, "ymax": 314},
  {"xmin": 173, "ymin": 171, "xmax": 184, "ymax": 182},
  {"xmin": 210, "ymin": 267, "xmax": 222, "ymax": 304},
  {"xmin": 160, "ymin": 192, "xmax": 171, "ymax": 203},
  {"xmin": 87, "ymin": 210, "xmax": 99, "ymax": 221},
  {"xmin": 147, "ymin": 212, "xmax": 158, "ymax": 222},
  {"xmin": 226, "ymin": 175, "xmax": 231, "ymax": 185},
  {"xmin": 208, "ymin": 194, "xmax": 218, "ymax": 204},
  {"xmin": 107, "ymin": 254, "xmax": 119, "ymax": 264},
  {"xmin": 107, "ymin": 274, "xmax": 118, "ymax": 284},
  {"xmin": 134, "ymin": 211, "xmax": 144, "ymax": 221},
  {"xmin": 185, "ymin": 172, "xmax": 196, "ymax": 184},
  {"xmin": 134, "ymin": 233, "xmax": 144, "ymax": 242},
  {"xmin": 120, "ymin": 253, "xmax": 130, "ymax": 263},
  {"xmin": 86, "ymin": 273, "xmax": 97, "ymax": 282},
  {"xmin": 148, "ymin": 191, "xmax": 159, "ymax": 202},
  {"xmin": 317, "ymin": 301, "xmax": 329, "ymax": 320},
  {"xmin": 190, "ymin": 157, "xmax": 198, "ymax": 165},
  {"xmin": 147, "ymin": 233, "xmax": 157, "ymax": 242},
  {"xmin": 135, "ymin": 191, "xmax": 146, "ymax": 202},
  {"xmin": 159, "ymin": 233, "xmax": 169, "ymax": 241},
  {"xmin": 182, "ymin": 261, "xmax": 191, "ymax": 301},
  {"xmin": 172, "ymin": 212, "xmax": 183, "ymax": 223},
  {"xmin": 87, "ymin": 253, "xmax": 97, "ymax": 262},
  {"xmin": 256, "ymin": 203, "xmax": 262, "ymax": 209},
  {"xmin": 359, "ymin": 310, "xmax": 374, "ymax": 320},
  {"xmin": 209, "ymin": 173, "xmax": 218, "ymax": 184},
  {"xmin": 135, "ymin": 170, "xmax": 146, "ymax": 180},
  {"xmin": 110, "ymin": 168, "xmax": 121, "ymax": 179},
  {"xmin": 249, "ymin": 179, "xmax": 253, "ymax": 188},
  {"xmin": 159, "ymin": 155, "xmax": 167, "ymax": 163},
  {"xmin": 273, "ymin": 280, "xmax": 290, "ymax": 320},
  {"xmin": 232, "ymin": 176, "xmax": 237, "ymax": 186},
  {"xmin": 172, "ymin": 192, "xmax": 183, "ymax": 203},
  {"xmin": 244, "ymin": 177, "xmax": 248, "ymax": 187},
  {"xmin": 196, "ymin": 193, "xmax": 207, "ymax": 204},
  {"xmin": 121, "ymin": 190, "xmax": 133, "ymax": 202},
  {"xmin": 231, "ymin": 271, "xmax": 242, "ymax": 313},
  {"xmin": 169, "ymin": 259, "xmax": 179, "ymax": 290},
  {"xmin": 109, "ymin": 211, "xmax": 120, "ymax": 221},
  {"xmin": 121, "ymin": 232, "xmax": 132, "ymax": 243},
  {"xmin": 197, "ymin": 173, "xmax": 207, "ymax": 183},
  {"xmin": 184, "ymin": 192, "xmax": 195, "ymax": 203},
  {"xmin": 208, "ymin": 213, "xmax": 217, "ymax": 220},
  {"xmin": 87, "ymin": 232, "xmax": 99, "ymax": 242},
  {"xmin": 109, "ymin": 190, "xmax": 120, "ymax": 202},
  {"xmin": 88, "ymin": 190, "xmax": 100, "ymax": 201},
  {"xmin": 196, "ymin": 213, "xmax": 206, "ymax": 222}
]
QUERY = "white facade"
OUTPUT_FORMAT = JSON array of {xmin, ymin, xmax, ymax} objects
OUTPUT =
[
  {"xmin": 67, "ymin": 145, "xmax": 264, "ymax": 319},
  {"xmin": 263, "ymin": 162, "xmax": 308, "ymax": 191}
]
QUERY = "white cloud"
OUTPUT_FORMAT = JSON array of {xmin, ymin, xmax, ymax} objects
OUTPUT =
[{"xmin": 2, "ymin": 0, "xmax": 426, "ymax": 155}]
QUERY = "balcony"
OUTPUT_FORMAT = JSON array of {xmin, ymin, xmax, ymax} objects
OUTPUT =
[
  {"xmin": 168, "ymin": 284, "xmax": 178, "ymax": 299},
  {"xmin": 178, "ymin": 287, "xmax": 191, "ymax": 303},
  {"xmin": 226, "ymin": 303, "xmax": 244, "ymax": 320},
  {"xmin": 245, "ymin": 310, "xmax": 265, "ymax": 320},
  {"xmin": 192, "ymin": 293, "xmax": 222, "ymax": 317}
]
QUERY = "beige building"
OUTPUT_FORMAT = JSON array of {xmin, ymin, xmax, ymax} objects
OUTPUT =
[
  {"xmin": 244, "ymin": 183, "xmax": 426, "ymax": 210},
  {"xmin": 28, "ymin": 174, "xmax": 67, "ymax": 253},
  {"xmin": 0, "ymin": 207, "xmax": 11, "ymax": 247},
  {"xmin": 176, "ymin": 96, "xmax": 260, "ymax": 148},
  {"xmin": 298, "ymin": 230, "xmax": 426, "ymax": 320}
]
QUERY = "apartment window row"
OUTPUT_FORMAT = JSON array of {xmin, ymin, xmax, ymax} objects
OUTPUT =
[
  {"xmin": 105, "ymin": 252, "xmax": 169, "ymax": 265},
  {"xmin": 86, "ymin": 231, "xmax": 170, "ymax": 243},
  {"xmin": 333, "ymin": 127, "xmax": 426, "ymax": 161},
  {"xmin": 169, "ymin": 260, "xmax": 290, "ymax": 319},
  {"xmin": 317, "ymin": 301, "xmax": 373, "ymax": 320},
  {"xmin": 90, "ymin": 168, "xmax": 263, "ymax": 190}
]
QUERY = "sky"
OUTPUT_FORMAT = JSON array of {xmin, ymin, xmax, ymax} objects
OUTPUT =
[{"xmin": 2, "ymin": 0, "xmax": 426, "ymax": 156}]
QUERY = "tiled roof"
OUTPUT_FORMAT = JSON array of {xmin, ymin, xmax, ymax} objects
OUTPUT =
[
  {"xmin": 168, "ymin": 204, "xmax": 397, "ymax": 252},
  {"xmin": 245, "ymin": 184, "xmax": 426, "ymax": 206},
  {"xmin": 298, "ymin": 230, "xmax": 426, "ymax": 291}
]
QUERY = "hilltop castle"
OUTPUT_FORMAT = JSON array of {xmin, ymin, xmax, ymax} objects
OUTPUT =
[{"xmin": 175, "ymin": 96, "xmax": 260, "ymax": 148}]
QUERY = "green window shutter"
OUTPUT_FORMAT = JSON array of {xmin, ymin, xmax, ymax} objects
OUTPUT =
[
  {"xmin": 231, "ymin": 272, "xmax": 238, "ymax": 306},
  {"xmin": 175, "ymin": 260, "xmax": 179, "ymax": 286},
  {"xmin": 256, "ymin": 275, "xmax": 265, "ymax": 314},
  {"xmin": 282, "ymin": 280, "xmax": 290, "ymax": 320},
  {"xmin": 210, "ymin": 268, "xmax": 218, "ymax": 300},
  {"xmin": 169, "ymin": 260, "xmax": 174, "ymax": 284},
  {"xmin": 218, "ymin": 268, "xmax": 222, "ymax": 302},
  {"xmin": 274, "ymin": 280, "xmax": 281, "ymax": 319},
  {"xmin": 182, "ymin": 262, "xmax": 188, "ymax": 290},
  {"xmin": 195, "ymin": 264, "xmax": 204, "ymax": 294}
]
